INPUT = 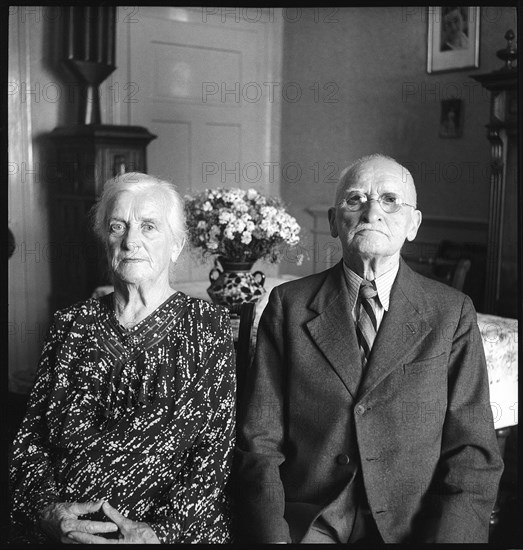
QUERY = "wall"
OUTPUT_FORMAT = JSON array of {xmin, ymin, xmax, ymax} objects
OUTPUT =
[
  {"xmin": 8, "ymin": 6, "xmax": 282, "ymax": 393},
  {"xmin": 8, "ymin": 6, "xmax": 517, "ymax": 393},
  {"xmin": 278, "ymin": 6, "xmax": 518, "ymax": 278},
  {"xmin": 9, "ymin": 8, "xmax": 59, "ymax": 394},
  {"xmin": 8, "ymin": 7, "xmax": 125, "ymax": 393}
]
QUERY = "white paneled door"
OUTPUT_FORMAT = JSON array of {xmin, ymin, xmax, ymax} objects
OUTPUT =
[{"xmin": 119, "ymin": 7, "xmax": 282, "ymax": 281}]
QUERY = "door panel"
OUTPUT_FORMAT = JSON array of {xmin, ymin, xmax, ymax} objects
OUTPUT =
[{"xmin": 126, "ymin": 6, "xmax": 281, "ymax": 281}]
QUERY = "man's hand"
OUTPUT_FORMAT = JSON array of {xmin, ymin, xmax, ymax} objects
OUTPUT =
[
  {"xmin": 39, "ymin": 500, "xmax": 118, "ymax": 543},
  {"xmin": 67, "ymin": 501, "xmax": 161, "ymax": 544}
]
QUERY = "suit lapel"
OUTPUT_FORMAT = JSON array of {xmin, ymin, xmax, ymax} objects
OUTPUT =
[
  {"xmin": 306, "ymin": 262, "xmax": 362, "ymax": 398},
  {"xmin": 357, "ymin": 260, "xmax": 432, "ymax": 399}
]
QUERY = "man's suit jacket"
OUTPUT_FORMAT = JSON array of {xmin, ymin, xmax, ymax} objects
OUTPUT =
[{"xmin": 235, "ymin": 260, "xmax": 503, "ymax": 543}]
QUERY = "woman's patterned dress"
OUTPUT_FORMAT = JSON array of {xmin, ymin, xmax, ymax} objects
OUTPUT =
[{"xmin": 9, "ymin": 292, "xmax": 236, "ymax": 543}]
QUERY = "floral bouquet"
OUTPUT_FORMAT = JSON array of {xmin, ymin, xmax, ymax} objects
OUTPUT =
[{"xmin": 184, "ymin": 187, "xmax": 302, "ymax": 264}]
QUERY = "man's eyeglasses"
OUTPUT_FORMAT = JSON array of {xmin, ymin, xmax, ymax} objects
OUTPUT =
[{"xmin": 337, "ymin": 192, "xmax": 416, "ymax": 214}]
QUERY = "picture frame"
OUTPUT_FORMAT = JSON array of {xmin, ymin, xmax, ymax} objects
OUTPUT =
[
  {"xmin": 439, "ymin": 99, "xmax": 463, "ymax": 138},
  {"xmin": 427, "ymin": 7, "xmax": 480, "ymax": 73}
]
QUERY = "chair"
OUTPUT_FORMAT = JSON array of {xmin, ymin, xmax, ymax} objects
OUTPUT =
[
  {"xmin": 431, "ymin": 257, "xmax": 471, "ymax": 291},
  {"xmin": 436, "ymin": 240, "xmax": 487, "ymax": 308},
  {"xmin": 229, "ymin": 302, "xmax": 256, "ymax": 403},
  {"xmin": 403, "ymin": 252, "xmax": 471, "ymax": 291}
]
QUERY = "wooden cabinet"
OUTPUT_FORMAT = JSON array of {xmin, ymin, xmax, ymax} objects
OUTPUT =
[
  {"xmin": 471, "ymin": 69, "xmax": 518, "ymax": 317},
  {"xmin": 48, "ymin": 124, "xmax": 156, "ymax": 310}
]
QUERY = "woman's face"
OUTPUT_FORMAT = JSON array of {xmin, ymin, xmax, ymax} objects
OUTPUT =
[
  {"xmin": 106, "ymin": 189, "xmax": 180, "ymax": 286},
  {"xmin": 444, "ymin": 9, "xmax": 463, "ymax": 37}
]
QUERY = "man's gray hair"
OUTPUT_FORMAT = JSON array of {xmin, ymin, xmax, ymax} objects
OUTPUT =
[
  {"xmin": 91, "ymin": 172, "xmax": 187, "ymax": 249},
  {"xmin": 334, "ymin": 154, "xmax": 416, "ymax": 207}
]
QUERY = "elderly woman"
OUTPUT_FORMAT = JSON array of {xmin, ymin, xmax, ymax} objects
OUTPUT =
[{"xmin": 9, "ymin": 173, "xmax": 236, "ymax": 544}]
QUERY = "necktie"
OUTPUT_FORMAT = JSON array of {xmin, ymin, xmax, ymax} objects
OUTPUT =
[{"xmin": 356, "ymin": 280, "xmax": 378, "ymax": 367}]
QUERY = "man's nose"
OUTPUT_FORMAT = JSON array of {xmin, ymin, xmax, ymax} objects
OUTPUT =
[{"xmin": 361, "ymin": 196, "xmax": 382, "ymax": 222}]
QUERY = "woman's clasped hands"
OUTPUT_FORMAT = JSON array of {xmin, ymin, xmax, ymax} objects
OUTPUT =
[{"xmin": 40, "ymin": 499, "xmax": 160, "ymax": 544}]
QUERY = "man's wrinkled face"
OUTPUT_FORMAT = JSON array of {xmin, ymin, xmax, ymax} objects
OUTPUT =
[{"xmin": 328, "ymin": 159, "xmax": 422, "ymax": 263}]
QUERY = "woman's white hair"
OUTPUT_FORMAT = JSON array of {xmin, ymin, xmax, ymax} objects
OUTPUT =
[{"xmin": 91, "ymin": 172, "xmax": 186, "ymax": 249}]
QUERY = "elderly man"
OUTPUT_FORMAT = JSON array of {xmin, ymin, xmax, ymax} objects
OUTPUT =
[{"xmin": 234, "ymin": 154, "xmax": 503, "ymax": 543}]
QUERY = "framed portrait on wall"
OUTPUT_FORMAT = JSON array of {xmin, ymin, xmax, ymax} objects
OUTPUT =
[
  {"xmin": 439, "ymin": 99, "xmax": 463, "ymax": 138},
  {"xmin": 427, "ymin": 6, "xmax": 480, "ymax": 73}
]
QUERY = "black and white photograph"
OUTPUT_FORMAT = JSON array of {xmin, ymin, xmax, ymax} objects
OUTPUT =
[
  {"xmin": 439, "ymin": 98, "xmax": 463, "ymax": 138},
  {"xmin": 6, "ymin": 4, "xmax": 520, "ymax": 546},
  {"xmin": 440, "ymin": 6, "xmax": 471, "ymax": 51},
  {"xmin": 427, "ymin": 6, "xmax": 481, "ymax": 72}
]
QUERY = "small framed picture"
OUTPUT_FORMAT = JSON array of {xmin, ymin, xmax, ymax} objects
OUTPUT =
[
  {"xmin": 427, "ymin": 7, "xmax": 480, "ymax": 73},
  {"xmin": 439, "ymin": 99, "xmax": 463, "ymax": 138}
]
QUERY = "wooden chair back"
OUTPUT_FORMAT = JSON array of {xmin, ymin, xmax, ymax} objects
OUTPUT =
[
  {"xmin": 404, "ymin": 255, "xmax": 472, "ymax": 291},
  {"xmin": 229, "ymin": 302, "xmax": 256, "ymax": 403}
]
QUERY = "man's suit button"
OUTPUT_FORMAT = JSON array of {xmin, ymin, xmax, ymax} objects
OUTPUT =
[
  {"xmin": 336, "ymin": 454, "xmax": 350, "ymax": 465},
  {"xmin": 355, "ymin": 404, "xmax": 366, "ymax": 415}
]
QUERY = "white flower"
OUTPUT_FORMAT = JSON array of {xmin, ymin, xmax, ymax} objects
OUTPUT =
[
  {"xmin": 232, "ymin": 200, "xmax": 249, "ymax": 213},
  {"xmin": 219, "ymin": 210, "xmax": 234, "ymax": 225},
  {"xmin": 241, "ymin": 231, "xmax": 252, "ymax": 244},
  {"xmin": 233, "ymin": 218, "xmax": 246, "ymax": 234},
  {"xmin": 186, "ymin": 186, "xmax": 301, "ymax": 263}
]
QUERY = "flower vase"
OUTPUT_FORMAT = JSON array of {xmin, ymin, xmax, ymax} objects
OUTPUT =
[{"xmin": 207, "ymin": 257, "xmax": 266, "ymax": 307}]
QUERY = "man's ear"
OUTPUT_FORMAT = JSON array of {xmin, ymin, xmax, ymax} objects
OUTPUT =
[
  {"xmin": 406, "ymin": 209, "xmax": 422, "ymax": 242},
  {"xmin": 328, "ymin": 207, "xmax": 338, "ymax": 238}
]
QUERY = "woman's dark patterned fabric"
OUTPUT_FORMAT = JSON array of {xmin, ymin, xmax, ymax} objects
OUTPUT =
[{"xmin": 9, "ymin": 292, "xmax": 236, "ymax": 543}]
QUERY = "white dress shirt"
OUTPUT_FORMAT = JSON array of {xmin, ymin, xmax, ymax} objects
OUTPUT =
[{"xmin": 342, "ymin": 261, "xmax": 399, "ymax": 330}]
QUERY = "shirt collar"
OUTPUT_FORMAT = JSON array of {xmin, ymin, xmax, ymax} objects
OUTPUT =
[{"xmin": 342, "ymin": 260, "xmax": 399, "ymax": 314}]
